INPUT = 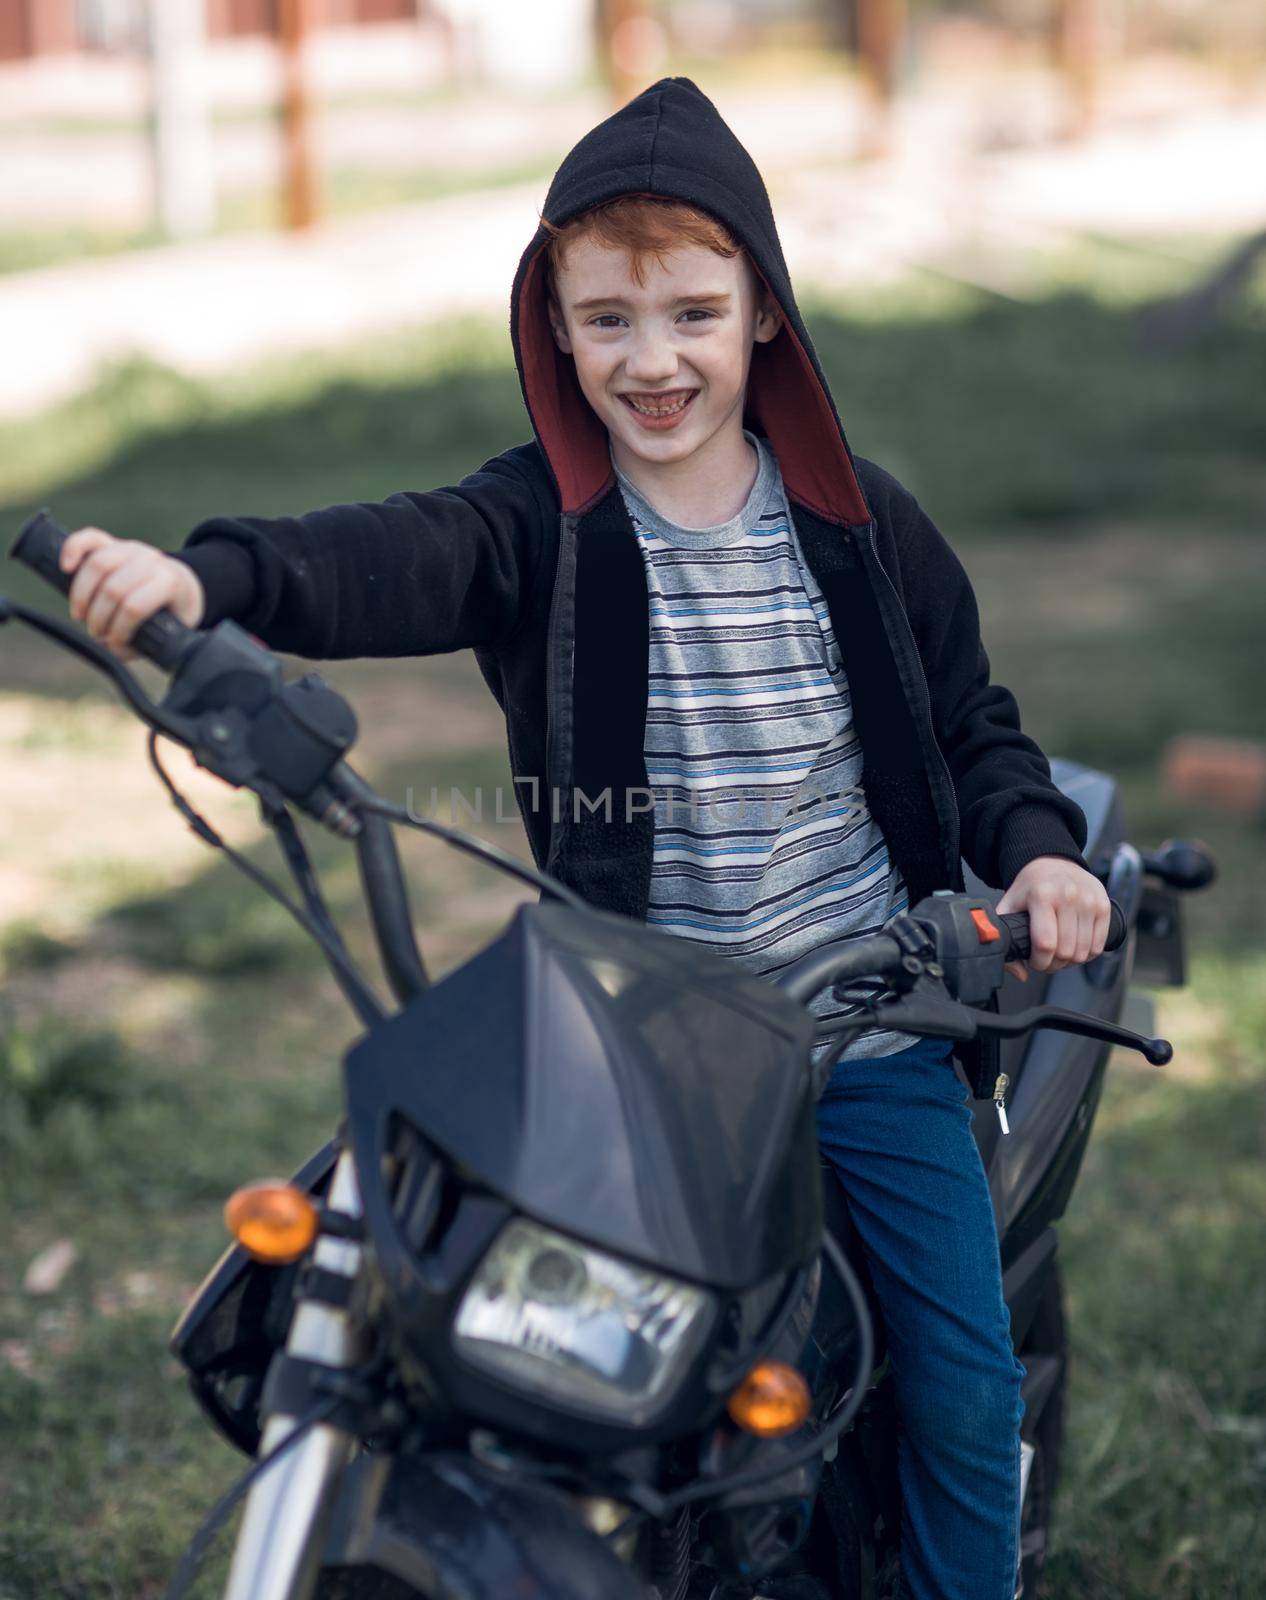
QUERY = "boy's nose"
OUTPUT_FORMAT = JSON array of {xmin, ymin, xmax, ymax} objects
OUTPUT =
[{"xmin": 623, "ymin": 329, "xmax": 678, "ymax": 384}]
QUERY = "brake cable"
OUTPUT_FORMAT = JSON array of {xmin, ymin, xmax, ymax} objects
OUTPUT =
[
  {"xmin": 163, "ymin": 1395, "xmax": 340, "ymax": 1600},
  {"xmin": 147, "ymin": 732, "xmax": 386, "ymax": 1028}
]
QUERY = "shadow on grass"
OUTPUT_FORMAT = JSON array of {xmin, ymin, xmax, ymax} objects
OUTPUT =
[
  {"xmin": 100, "ymin": 863, "xmax": 321, "ymax": 979},
  {"xmin": 0, "ymin": 736, "xmax": 519, "ymax": 1223}
]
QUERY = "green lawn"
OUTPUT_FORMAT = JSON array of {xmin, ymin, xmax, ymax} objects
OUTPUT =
[{"xmin": 0, "ymin": 247, "xmax": 1263, "ymax": 1597}]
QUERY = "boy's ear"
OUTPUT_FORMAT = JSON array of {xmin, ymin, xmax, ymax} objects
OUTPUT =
[
  {"xmin": 548, "ymin": 290, "xmax": 574, "ymax": 355},
  {"xmin": 752, "ymin": 286, "xmax": 784, "ymax": 346}
]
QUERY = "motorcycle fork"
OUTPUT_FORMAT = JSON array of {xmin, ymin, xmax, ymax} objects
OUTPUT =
[{"xmin": 222, "ymin": 1147, "xmax": 370, "ymax": 1600}]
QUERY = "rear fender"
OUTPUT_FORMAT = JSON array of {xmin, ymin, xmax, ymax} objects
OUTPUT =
[{"xmin": 315, "ymin": 1453, "xmax": 644, "ymax": 1600}]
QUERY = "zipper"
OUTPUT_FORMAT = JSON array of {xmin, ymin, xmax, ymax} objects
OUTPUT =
[
  {"xmin": 993, "ymin": 1071, "xmax": 1011, "ymax": 1134},
  {"xmin": 542, "ymin": 512, "xmax": 576, "ymax": 875},
  {"xmin": 859, "ymin": 521, "xmax": 962, "ymax": 888},
  {"xmin": 861, "ymin": 533, "xmax": 998, "ymax": 1094}
]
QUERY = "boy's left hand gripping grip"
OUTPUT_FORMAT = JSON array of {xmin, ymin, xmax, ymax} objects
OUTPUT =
[
  {"xmin": 998, "ymin": 903, "xmax": 1126, "ymax": 961},
  {"xmin": 10, "ymin": 510, "xmax": 200, "ymax": 674}
]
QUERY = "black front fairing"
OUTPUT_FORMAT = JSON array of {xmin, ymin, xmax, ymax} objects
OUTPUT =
[{"xmin": 345, "ymin": 899, "xmax": 820, "ymax": 1291}]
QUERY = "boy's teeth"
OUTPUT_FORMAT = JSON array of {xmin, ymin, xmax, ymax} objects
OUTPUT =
[{"xmin": 625, "ymin": 392, "xmax": 693, "ymax": 415}]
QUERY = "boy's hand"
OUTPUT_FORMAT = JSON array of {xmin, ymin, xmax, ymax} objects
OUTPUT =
[
  {"xmin": 59, "ymin": 527, "xmax": 206, "ymax": 663},
  {"xmin": 995, "ymin": 856, "xmax": 1111, "ymax": 982}
]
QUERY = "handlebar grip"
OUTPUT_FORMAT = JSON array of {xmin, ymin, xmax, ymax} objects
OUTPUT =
[
  {"xmin": 10, "ymin": 510, "xmax": 200, "ymax": 674},
  {"xmin": 9, "ymin": 509, "xmax": 72, "ymax": 597},
  {"xmin": 999, "ymin": 901, "xmax": 1126, "ymax": 963}
]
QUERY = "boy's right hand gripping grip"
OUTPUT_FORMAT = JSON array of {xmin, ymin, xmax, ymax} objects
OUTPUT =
[{"xmin": 10, "ymin": 510, "xmax": 199, "ymax": 674}]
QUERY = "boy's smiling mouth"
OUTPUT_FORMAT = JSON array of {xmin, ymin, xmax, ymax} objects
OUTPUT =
[{"xmin": 618, "ymin": 388, "xmax": 699, "ymax": 424}]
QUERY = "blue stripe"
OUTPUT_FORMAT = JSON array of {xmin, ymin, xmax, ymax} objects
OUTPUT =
[
  {"xmin": 638, "ymin": 524, "xmax": 791, "ymax": 543},
  {"xmin": 648, "ymin": 677, "xmax": 835, "ymax": 698},
  {"xmin": 648, "ymin": 597, "xmax": 819, "ymax": 618},
  {"xmin": 646, "ymin": 861, "xmax": 887, "ymax": 935},
  {"xmin": 652, "ymin": 806, "xmax": 864, "ymax": 854},
  {"xmin": 646, "ymin": 768, "xmax": 831, "ymax": 784}
]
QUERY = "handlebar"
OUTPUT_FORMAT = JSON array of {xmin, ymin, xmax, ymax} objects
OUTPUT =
[
  {"xmin": 775, "ymin": 890, "xmax": 1176, "ymax": 1078},
  {"xmin": 10, "ymin": 510, "xmax": 202, "ymax": 674},
  {"xmin": 2, "ymin": 509, "xmax": 1175, "ymax": 1072},
  {"xmin": 776, "ymin": 900, "xmax": 1126, "ymax": 1009}
]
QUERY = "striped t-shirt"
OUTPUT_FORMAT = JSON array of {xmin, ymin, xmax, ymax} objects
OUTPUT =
[{"xmin": 611, "ymin": 430, "xmax": 918, "ymax": 1064}]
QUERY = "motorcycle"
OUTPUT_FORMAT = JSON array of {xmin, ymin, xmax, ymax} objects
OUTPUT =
[{"xmin": 4, "ymin": 511, "xmax": 1214, "ymax": 1600}]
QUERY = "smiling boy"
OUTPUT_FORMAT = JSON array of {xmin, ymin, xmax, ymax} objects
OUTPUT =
[
  {"xmin": 550, "ymin": 225, "xmax": 781, "ymax": 526},
  {"xmin": 59, "ymin": 78, "xmax": 1109, "ymax": 1597}
]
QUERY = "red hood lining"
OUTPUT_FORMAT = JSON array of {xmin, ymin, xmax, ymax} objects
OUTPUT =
[{"xmin": 516, "ymin": 243, "xmax": 871, "ymax": 526}]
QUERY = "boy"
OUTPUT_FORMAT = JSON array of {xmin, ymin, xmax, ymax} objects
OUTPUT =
[{"xmin": 60, "ymin": 77, "xmax": 1109, "ymax": 1598}]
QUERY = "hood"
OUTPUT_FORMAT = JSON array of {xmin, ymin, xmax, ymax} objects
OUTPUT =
[{"xmin": 510, "ymin": 76, "xmax": 872, "ymax": 526}]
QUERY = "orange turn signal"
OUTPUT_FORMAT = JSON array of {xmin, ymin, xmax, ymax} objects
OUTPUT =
[
  {"xmin": 726, "ymin": 1361, "xmax": 812, "ymax": 1438},
  {"xmin": 225, "ymin": 1181, "xmax": 319, "ymax": 1264}
]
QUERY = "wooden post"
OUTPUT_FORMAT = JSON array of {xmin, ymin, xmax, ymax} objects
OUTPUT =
[
  {"xmin": 1055, "ymin": 0, "xmax": 1104, "ymax": 139},
  {"xmin": 597, "ymin": 0, "xmax": 652, "ymax": 109},
  {"xmin": 855, "ymin": 0, "xmax": 907, "ymax": 160},
  {"xmin": 277, "ymin": 0, "xmax": 317, "ymax": 230}
]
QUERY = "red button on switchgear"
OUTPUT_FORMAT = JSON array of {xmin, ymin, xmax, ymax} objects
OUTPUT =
[{"xmin": 970, "ymin": 908, "xmax": 1001, "ymax": 943}]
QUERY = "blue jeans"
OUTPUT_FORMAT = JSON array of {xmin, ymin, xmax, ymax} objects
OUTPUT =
[{"xmin": 815, "ymin": 1035, "xmax": 1025, "ymax": 1600}]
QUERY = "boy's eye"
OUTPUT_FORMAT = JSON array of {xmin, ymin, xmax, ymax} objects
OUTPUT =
[{"xmin": 588, "ymin": 309, "xmax": 717, "ymax": 329}]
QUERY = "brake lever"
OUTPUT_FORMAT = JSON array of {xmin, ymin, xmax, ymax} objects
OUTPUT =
[
  {"xmin": 867, "ymin": 989, "xmax": 979, "ymax": 1041},
  {"xmin": 971, "ymin": 1003, "xmax": 1172, "ymax": 1065},
  {"xmin": 864, "ymin": 976, "xmax": 1172, "ymax": 1138}
]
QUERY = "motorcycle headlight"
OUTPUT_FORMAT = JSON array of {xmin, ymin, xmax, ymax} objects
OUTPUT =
[{"xmin": 452, "ymin": 1218, "xmax": 713, "ymax": 1424}]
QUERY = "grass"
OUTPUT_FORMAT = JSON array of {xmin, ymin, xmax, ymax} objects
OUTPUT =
[
  {"xmin": 1047, "ymin": 951, "xmax": 1266, "ymax": 1595},
  {"xmin": 0, "ymin": 1309, "xmax": 235, "ymax": 1598},
  {"xmin": 0, "ymin": 244, "xmax": 1263, "ymax": 1596},
  {"xmin": 100, "ymin": 862, "xmax": 324, "ymax": 978}
]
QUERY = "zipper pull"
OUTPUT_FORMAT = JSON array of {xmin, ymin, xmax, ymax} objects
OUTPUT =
[{"xmin": 992, "ymin": 1072, "xmax": 1011, "ymax": 1136}]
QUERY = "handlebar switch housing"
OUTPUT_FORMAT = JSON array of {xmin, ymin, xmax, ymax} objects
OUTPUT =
[
  {"xmin": 908, "ymin": 891, "xmax": 1010, "ymax": 1006},
  {"xmin": 252, "ymin": 674, "xmax": 359, "ymax": 799},
  {"xmin": 160, "ymin": 619, "xmax": 282, "ymax": 719},
  {"xmin": 159, "ymin": 622, "xmax": 358, "ymax": 806}
]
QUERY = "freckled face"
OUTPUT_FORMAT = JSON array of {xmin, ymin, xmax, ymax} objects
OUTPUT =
[{"xmin": 547, "ymin": 238, "xmax": 782, "ymax": 473}]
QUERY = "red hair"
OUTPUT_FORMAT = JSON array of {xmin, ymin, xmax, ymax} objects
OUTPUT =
[{"xmin": 539, "ymin": 195, "xmax": 744, "ymax": 296}]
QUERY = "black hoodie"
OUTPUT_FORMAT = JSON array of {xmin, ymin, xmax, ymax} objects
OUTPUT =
[{"xmin": 175, "ymin": 78, "xmax": 1087, "ymax": 1083}]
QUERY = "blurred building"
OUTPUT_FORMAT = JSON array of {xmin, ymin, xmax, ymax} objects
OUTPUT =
[
  {"xmin": 0, "ymin": 0, "xmax": 420, "ymax": 60},
  {"xmin": 0, "ymin": 0, "xmax": 596, "ymax": 91}
]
